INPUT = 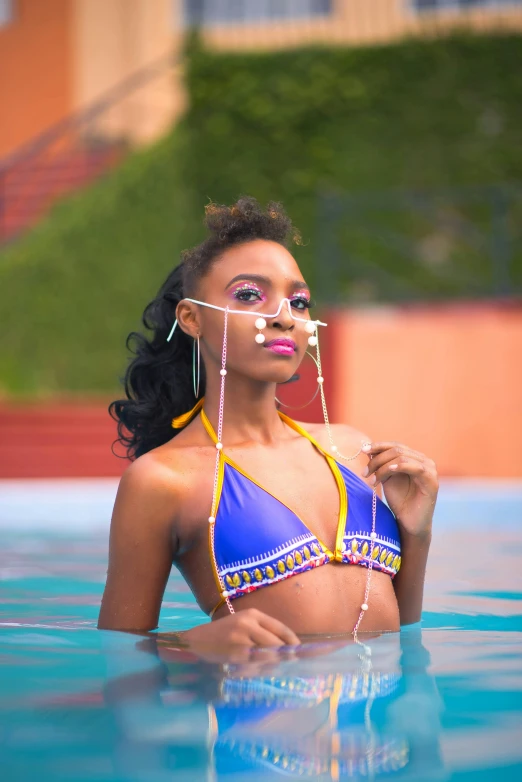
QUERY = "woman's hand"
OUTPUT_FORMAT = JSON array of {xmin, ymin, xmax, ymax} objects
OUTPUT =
[
  {"xmin": 362, "ymin": 442, "xmax": 438, "ymax": 538},
  {"xmin": 181, "ymin": 608, "xmax": 301, "ymax": 651}
]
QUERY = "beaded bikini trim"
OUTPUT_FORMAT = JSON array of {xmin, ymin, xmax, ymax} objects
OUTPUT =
[
  {"xmin": 200, "ymin": 409, "xmax": 401, "ymax": 616},
  {"xmin": 217, "ymin": 536, "xmax": 401, "ymax": 600}
]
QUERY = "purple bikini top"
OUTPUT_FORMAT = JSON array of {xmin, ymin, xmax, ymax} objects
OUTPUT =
[{"xmin": 200, "ymin": 409, "xmax": 401, "ymax": 616}]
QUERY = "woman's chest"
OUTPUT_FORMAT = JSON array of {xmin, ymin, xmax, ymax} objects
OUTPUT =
[
  {"xmin": 178, "ymin": 443, "xmax": 345, "ymax": 555},
  {"xmin": 231, "ymin": 449, "xmax": 342, "ymax": 547}
]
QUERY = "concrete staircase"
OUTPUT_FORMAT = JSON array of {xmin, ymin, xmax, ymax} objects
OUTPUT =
[
  {"xmin": 0, "ymin": 51, "xmax": 174, "ymax": 246},
  {"xmin": 0, "ymin": 142, "xmax": 125, "ymax": 242}
]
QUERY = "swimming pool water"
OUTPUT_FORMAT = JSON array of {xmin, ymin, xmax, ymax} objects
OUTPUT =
[{"xmin": 1, "ymin": 480, "xmax": 521, "ymax": 781}]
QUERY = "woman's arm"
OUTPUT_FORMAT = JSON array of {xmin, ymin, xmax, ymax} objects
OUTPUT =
[
  {"xmin": 98, "ymin": 456, "xmax": 301, "ymax": 647},
  {"xmin": 391, "ymin": 529, "xmax": 432, "ymax": 625},
  {"xmin": 98, "ymin": 457, "xmax": 178, "ymax": 632},
  {"xmin": 319, "ymin": 425, "xmax": 437, "ymax": 625},
  {"xmin": 363, "ymin": 441, "xmax": 438, "ymax": 626}
]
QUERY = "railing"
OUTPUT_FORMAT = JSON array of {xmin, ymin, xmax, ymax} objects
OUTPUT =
[
  {"xmin": 317, "ymin": 183, "xmax": 522, "ymax": 302},
  {"xmin": 0, "ymin": 51, "xmax": 176, "ymax": 246}
]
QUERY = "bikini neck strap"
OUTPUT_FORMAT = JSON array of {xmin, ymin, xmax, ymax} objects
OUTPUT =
[{"xmin": 200, "ymin": 405, "xmax": 329, "ymax": 458}]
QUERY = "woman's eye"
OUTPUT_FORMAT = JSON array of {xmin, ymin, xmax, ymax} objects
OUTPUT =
[
  {"xmin": 235, "ymin": 288, "xmax": 263, "ymax": 302},
  {"xmin": 290, "ymin": 296, "xmax": 312, "ymax": 310}
]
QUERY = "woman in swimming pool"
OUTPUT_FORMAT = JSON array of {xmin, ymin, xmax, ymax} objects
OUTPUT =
[{"xmin": 98, "ymin": 197, "xmax": 438, "ymax": 647}]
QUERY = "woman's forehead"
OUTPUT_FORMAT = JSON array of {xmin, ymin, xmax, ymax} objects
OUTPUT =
[{"xmin": 206, "ymin": 239, "xmax": 304, "ymax": 287}]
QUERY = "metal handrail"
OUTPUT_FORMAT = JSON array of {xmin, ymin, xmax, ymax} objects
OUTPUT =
[
  {"xmin": 0, "ymin": 49, "xmax": 177, "ymax": 244},
  {"xmin": 0, "ymin": 50, "xmax": 176, "ymax": 174}
]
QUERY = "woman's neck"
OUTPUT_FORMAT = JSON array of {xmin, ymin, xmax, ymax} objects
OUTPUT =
[{"xmin": 202, "ymin": 372, "xmax": 288, "ymax": 447}]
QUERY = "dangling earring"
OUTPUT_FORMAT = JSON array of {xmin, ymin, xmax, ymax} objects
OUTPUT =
[
  {"xmin": 255, "ymin": 317, "xmax": 267, "ymax": 344},
  {"xmin": 275, "ymin": 351, "xmax": 321, "ymax": 409},
  {"xmin": 305, "ymin": 320, "xmax": 317, "ymax": 347},
  {"xmin": 193, "ymin": 335, "xmax": 201, "ymax": 399}
]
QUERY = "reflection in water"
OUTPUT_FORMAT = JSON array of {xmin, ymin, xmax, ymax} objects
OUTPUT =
[
  {"xmin": 3, "ymin": 500, "xmax": 522, "ymax": 780},
  {"xmin": 102, "ymin": 627, "xmax": 446, "ymax": 781}
]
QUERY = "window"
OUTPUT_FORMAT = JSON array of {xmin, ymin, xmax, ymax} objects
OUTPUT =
[
  {"xmin": 0, "ymin": 0, "xmax": 13, "ymax": 28},
  {"xmin": 411, "ymin": 0, "xmax": 522, "ymax": 11},
  {"xmin": 183, "ymin": 0, "xmax": 332, "ymax": 26}
]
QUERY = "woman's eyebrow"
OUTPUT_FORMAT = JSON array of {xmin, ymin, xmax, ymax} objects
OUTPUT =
[
  {"xmin": 225, "ymin": 273, "xmax": 309, "ymax": 291},
  {"xmin": 225, "ymin": 274, "xmax": 271, "ymax": 289}
]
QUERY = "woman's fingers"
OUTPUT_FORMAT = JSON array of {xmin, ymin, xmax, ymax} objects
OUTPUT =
[
  {"xmin": 181, "ymin": 608, "xmax": 300, "ymax": 655},
  {"xmin": 228, "ymin": 608, "xmax": 300, "ymax": 647},
  {"xmin": 364, "ymin": 442, "xmax": 430, "ymax": 461},
  {"xmin": 363, "ymin": 441, "xmax": 418, "ymax": 456},
  {"xmin": 363, "ymin": 444, "xmax": 433, "ymax": 479},
  {"xmin": 256, "ymin": 610, "xmax": 301, "ymax": 646},
  {"xmin": 247, "ymin": 626, "xmax": 290, "ymax": 648},
  {"xmin": 374, "ymin": 456, "xmax": 438, "ymax": 488}
]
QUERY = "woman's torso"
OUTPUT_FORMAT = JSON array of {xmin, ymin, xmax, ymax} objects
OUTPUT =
[{"xmin": 162, "ymin": 416, "xmax": 400, "ymax": 635}]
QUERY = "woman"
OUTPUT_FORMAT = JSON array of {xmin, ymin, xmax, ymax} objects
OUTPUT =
[{"xmin": 98, "ymin": 197, "xmax": 437, "ymax": 646}]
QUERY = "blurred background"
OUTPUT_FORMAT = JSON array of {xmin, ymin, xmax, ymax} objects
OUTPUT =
[
  {"xmin": 2, "ymin": 10, "xmax": 522, "ymax": 780},
  {"xmin": 0, "ymin": 0, "xmax": 521, "ymax": 486}
]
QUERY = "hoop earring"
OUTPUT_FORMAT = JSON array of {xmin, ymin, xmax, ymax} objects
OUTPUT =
[
  {"xmin": 275, "ymin": 351, "xmax": 321, "ymax": 410},
  {"xmin": 193, "ymin": 335, "xmax": 201, "ymax": 399}
]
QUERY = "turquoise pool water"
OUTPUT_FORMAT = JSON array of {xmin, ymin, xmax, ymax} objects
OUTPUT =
[{"xmin": 1, "ymin": 480, "xmax": 521, "ymax": 781}]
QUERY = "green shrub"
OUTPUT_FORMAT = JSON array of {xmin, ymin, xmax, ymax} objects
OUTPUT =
[{"xmin": 1, "ymin": 32, "xmax": 521, "ymax": 395}]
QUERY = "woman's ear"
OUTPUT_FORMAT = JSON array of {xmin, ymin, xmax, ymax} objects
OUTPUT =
[{"xmin": 175, "ymin": 300, "xmax": 201, "ymax": 339}]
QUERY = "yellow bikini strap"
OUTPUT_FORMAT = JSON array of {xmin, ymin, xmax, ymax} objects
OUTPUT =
[
  {"xmin": 209, "ymin": 596, "xmax": 226, "ymax": 617},
  {"xmin": 278, "ymin": 410, "xmax": 330, "ymax": 457},
  {"xmin": 171, "ymin": 397, "xmax": 205, "ymax": 429},
  {"xmin": 197, "ymin": 407, "xmax": 330, "ymax": 453},
  {"xmin": 200, "ymin": 407, "xmax": 219, "ymax": 444}
]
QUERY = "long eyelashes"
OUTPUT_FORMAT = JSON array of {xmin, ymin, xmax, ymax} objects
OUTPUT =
[
  {"xmin": 231, "ymin": 285, "xmax": 314, "ymax": 310},
  {"xmin": 231, "ymin": 284, "xmax": 267, "ymax": 303},
  {"xmin": 290, "ymin": 296, "xmax": 315, "ymax": 311}
]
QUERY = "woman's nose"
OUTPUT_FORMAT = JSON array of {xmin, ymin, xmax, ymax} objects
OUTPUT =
[{"xmin": 271, "ymin": 298, "xmax": 295, "ymax": 331}]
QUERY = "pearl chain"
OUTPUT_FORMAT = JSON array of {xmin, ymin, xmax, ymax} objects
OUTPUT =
[
  {"xmin": 207, "ymin": 313, "xmax": 376, "ymax": 632},
  {"xmin": 207, "ymin": 306, "xmax": 235, "ymax": 614}
]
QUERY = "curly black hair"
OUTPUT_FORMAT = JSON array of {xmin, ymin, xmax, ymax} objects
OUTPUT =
[{"xmin": 110, "ymin": 196, "xmax": 302, "ymax": 459}]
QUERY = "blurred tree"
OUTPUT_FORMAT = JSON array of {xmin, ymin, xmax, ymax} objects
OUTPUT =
[{"xmin": 0, "ymin": 32, "xmax": 520, "ymax": 395}]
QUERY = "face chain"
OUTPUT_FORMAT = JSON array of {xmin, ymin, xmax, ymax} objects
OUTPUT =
[
  {"xmin": 207, "ymin": 306, "xmax": 235, "ymax": 615},
  {"xmin": 312, "ymin": 329, "xmax": 377, "ymax": 634},
  {"xmin": 200, "ymin": 305, "xmax": 376, "ymax": 634}
]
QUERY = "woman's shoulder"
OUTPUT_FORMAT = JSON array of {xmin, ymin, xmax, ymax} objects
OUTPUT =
[
  {"xmin": 115, "ymin": 451, "xmax": 182, "ymax": 519},
  {"xmin": 117, "ymin": 431, "xmax": 210, "ymax": 507},
  {"xmin": 296, "ymin": 419, "xmax": 378, "ymax": 491}
]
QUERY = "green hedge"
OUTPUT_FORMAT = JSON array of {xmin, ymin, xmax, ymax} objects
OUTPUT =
[
  {"xmin": 183, "ymin": 32, "xmax": 522, "ymax": 298},
  {"xmin": 0, "ymin": 130, "xmax": 196, "ymax": 396},
  {"xmin": 1, "ymin": 32, "xmax": 521, "ymax": 395}
]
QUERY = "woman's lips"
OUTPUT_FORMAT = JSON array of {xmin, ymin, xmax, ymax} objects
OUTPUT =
[{"xmin": 264, "ymin": 338, "xmax": 297, "ymax": 355}]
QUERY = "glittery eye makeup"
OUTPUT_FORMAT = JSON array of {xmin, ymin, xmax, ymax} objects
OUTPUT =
[
  {"xmin": 292, "ymin": 289, "xmax": 311, "ymax": 301},
  {"xmin": 230, "ymin": 282, "xmax": 267, "ymax": 304},
  {"xmin": 290, "ymin": 290, "xmax": 313, "ymax": 310}
]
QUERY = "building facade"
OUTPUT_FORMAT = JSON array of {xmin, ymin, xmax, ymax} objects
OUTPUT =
[{"xmin": 1, "ymin": 0, "xmax": 522, "ymax": 157}]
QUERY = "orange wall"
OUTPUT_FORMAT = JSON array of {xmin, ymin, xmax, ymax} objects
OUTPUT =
[
  {"xmin": 71, "ymin": 0, "xmax": 183, "ymax": 146},
  {"xmin": 0, "ymin": 0, "xmax": 73, "ymax": 158},
  {"xmin": 0, "ymin": 403, "xmax": 126, "ymax": 479},
  {"xmin": 2, "ymin": 1, "xmax": 522, "ymax": 158},
  {"xmin": 1, "ymin": 302, "xmax": 520, "ymax": 480},
  {"xmin": 331, "ymin": 302, "xmax": 522, "ymax": 479}
]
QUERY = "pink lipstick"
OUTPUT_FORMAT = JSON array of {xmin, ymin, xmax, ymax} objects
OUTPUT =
[{"xmin": 264, "ymin": 338, "xmax": 297, "ymax": 356}]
